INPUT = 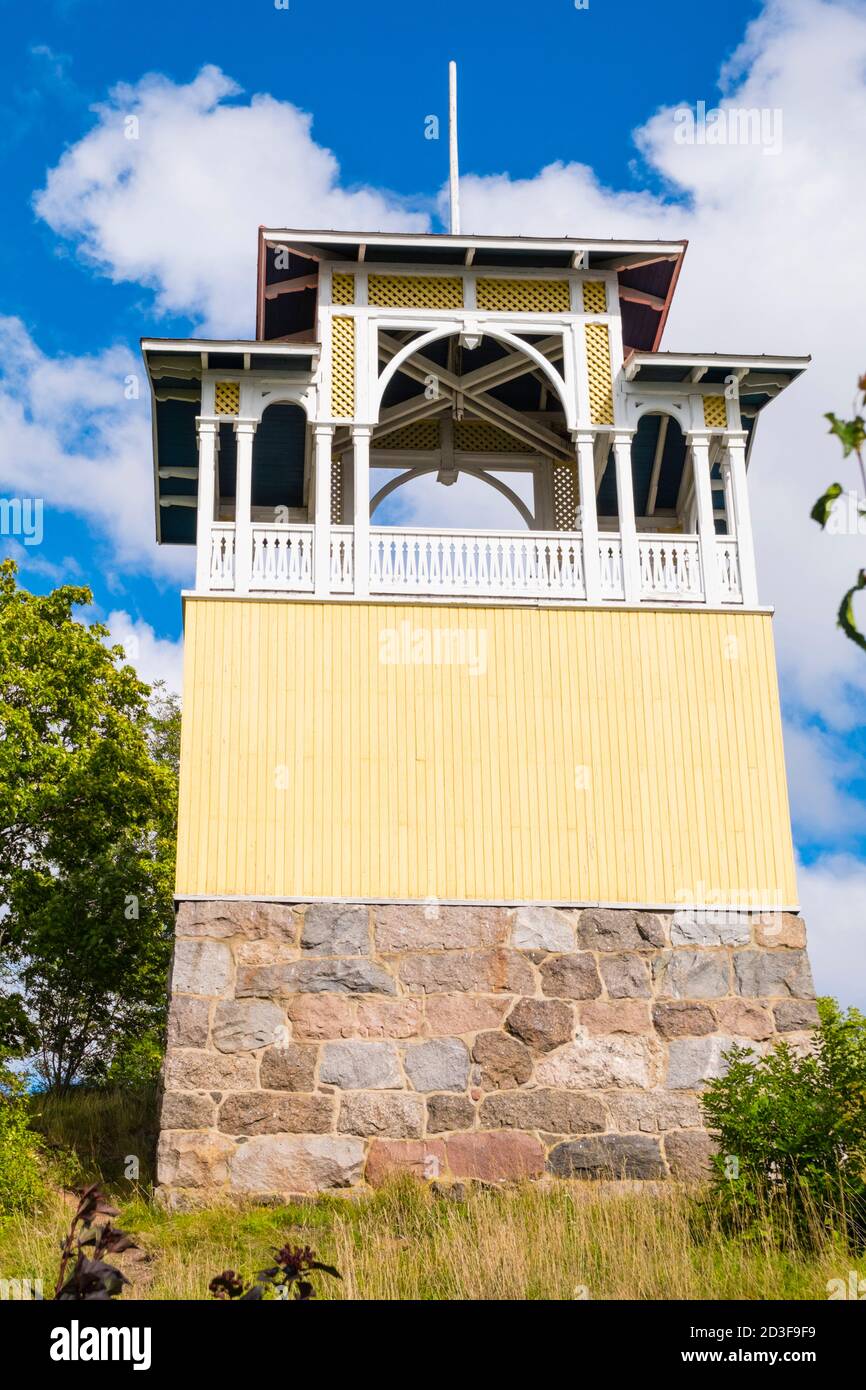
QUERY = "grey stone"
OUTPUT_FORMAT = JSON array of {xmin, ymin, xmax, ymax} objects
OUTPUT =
[
  {"xmin": 238, "ymin": 957, "xmax": 397, "ymax": 997},
  {"xmin": 670, "ymin": 912, "xmax": 751, "ymax": 947},
  {"xmin": 212, "ymin": 1000, "xmax": 285, "ymax": 1053},
  {"xmin": 301, "ymin": 904, "xmax": 370, "ymax": 956},
  {"xmin": 259, "ymin": 1043, "xmax": 317, "ymax": 1092},
  {"xmin": 653, "ymin": 950, "xmax": 730, "ymax": 999},
  {"xmin": 338, "ymin": 1092, "xmax": 425, "ymax": 1138},
  {"xmin": 511, "ymin": 906, "xmax": 575, "ymax": 953},
  {"xmin": 540, "ymin": 953, "xmax": 602, "ymax": 999},
  {"xmin": 535, "ymin": 1035, "xmax": 658, "ymax": 1090},
  {"xmin": 218, "ymin": 1092, "xmax": 333, "ymax": 1135},
  {"xmin": 229, "ymin": 1135, "xmax": 365, "ymax": 1194},
  {"xmin": 599, "ymin": 953, "xmax": 652, "ymax": 999},
  {"xmin": 160, "ymin": 1091, "xmax": 216, "ymax": 1130},
  {"xmin": 665, "ymin": 1035, "xmax": 758, "ymax": 1089},
  {"xmin": 403, "ymin": 1039, "xmax": 471, "ymax": 1092},
  {"xmin": 607, "ymin": 1092, "xmax": 704, "ymax": 1133},
  {"xmin": 320, "ymin": 1041, "xmax": 402, "ymax": 1090},
  {"xmin": 397, "ymin": 949, "xmax": 535, "ymax": 995},
  {"xmin": 664, "ymin": 1129, "xmax": 716, "ymax": 1179},
  {"xmin": 547, "ymin": 1134, "xmax": 665, "ymax": 1179},
  {"xmin": 733, "ymin": 950, "xmax": 815, "ymax": 999},
  {"xmin": 157, "ymin": 1131, "xmax": 235, "ymax": 1188},
  {"xmin": 426, "ymin": 1094, "xmax": 476, "ymax": 1133},
  {"xmin": 505, "ymin": 997, "xmax": 574, "ymax": 1052},
  {"xmin": 479, "ymin": 1089, "xmax": 607, "ymax": 1134},
  {"xmin": 172, "ymin": 939, "xmax": 233, "ymax": 997},
  {"xmin": 773, "ymin": 999, "xmax": 820, "ymax": 1032},
  {"xmin": 176, "ymin": 900, "xmax": 299, "ymax": 942},
  {"xmin": 167, "ymin": 996, "xmax": 211, "ymax": 1049},
  {"xmin": 578, "ymin": 909, "xmax": 667, "ymax": 952},
  {"xmin": 471, "ymin": 1031, "xmax": 534, "ymax": 1090}
]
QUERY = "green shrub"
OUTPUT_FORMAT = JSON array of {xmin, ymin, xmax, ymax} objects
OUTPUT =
[
  {"xmin": 701, "ymin": 998, "xmax": 866, "ymax": 1243},
  {"xmin": 0, "ymin": 1067, "xmax": 45, "ymax": 1215}
]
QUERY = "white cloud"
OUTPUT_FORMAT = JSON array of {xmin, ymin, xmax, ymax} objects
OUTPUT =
[
  {"xmin": 783, "ymin": 718, "xmax": 866, "ymax": 841},
  {"xmin": 107, "ymin": 609, "xmax": 184, "ymax": 695},
  {"xmin": 0, "ymin": 315, "xmax": 191, "ymax": 581},
  {"xmin": 798, "ymin": 853, "xmax": 866, "ymax": 1010},
  {"xmin": 35, "ymin": 65, "xmax": 429, "ymax": 336}
]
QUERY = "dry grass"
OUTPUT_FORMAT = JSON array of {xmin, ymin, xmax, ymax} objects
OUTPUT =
[{"xmin": 0, "ymin": 1177, "xmax": 851, "ymax": 1301}]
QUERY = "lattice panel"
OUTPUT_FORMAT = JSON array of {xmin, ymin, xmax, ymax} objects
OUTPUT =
[
  {"xmin": 214, "ymin": 381, "xmax": 240, "ymax": 416},
  {"xmin": 331, "ymin": 317, "xmax": 356, "ymax": 419},
  {"xmin": 703, "ymin": 394, "xmax": 728, "ymax": 429},
  {"xmin": 331, "ymin": 273, "xmax": 355, "ymax": 306},
  {"xmin": 368, "ymin": 275, "xmax": 464, "ymax": 309},
  {"xmin": 454, "ymin": 420, "xmax": 527, "ymax": 453},
  {"xmin": 375, "ymin": 421, "xmax": 440, "ymax": 450},
  {"xmin": 552, "ymin": 465, "xmax": 578, "ymax": 530},
  {"xmin": 476, "ymin": 278, "xmax": 570, "ymax": 313},
  {"xmin": 582, "ymin": 281, "xmax": 607, "ymax": 314},
  {"xmin": 330, "ymin": 454, "xmax": 343, "ymax": 524},
  {"xmin": 585, "ymin": 323, "xmax": 614, "ymax": 425}
]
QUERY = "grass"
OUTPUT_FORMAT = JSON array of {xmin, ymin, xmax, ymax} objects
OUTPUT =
[{"xmin": 0, "ymin": 1086, "xmax": 854, "ymax": 1300}]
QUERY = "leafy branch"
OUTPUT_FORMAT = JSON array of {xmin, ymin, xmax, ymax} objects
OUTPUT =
[{"xmin": 812, "ymin": 374, "xmax": 866, "ymax": 650}]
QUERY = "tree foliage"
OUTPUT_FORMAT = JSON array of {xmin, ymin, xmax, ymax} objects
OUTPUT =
[
  {"xmin": 0, "ymin": 560, "xmax": 179, "ymax": 1089},
  {"xmin": 812, "ymin": 373, "xmax": 866, "ymax": 650}
]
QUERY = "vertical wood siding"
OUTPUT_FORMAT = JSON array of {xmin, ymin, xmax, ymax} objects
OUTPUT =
[{"xmin": 176, "ymin": 600, "xmax": 798, "ymax": 906}]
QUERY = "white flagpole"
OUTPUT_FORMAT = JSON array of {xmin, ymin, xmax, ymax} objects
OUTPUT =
[{"xmin": 449, "ymin": 61, "xmax": 460, "ymax": 235}]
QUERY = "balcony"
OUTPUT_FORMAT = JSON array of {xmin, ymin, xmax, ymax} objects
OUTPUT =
[{"xmin": 203, "ymin": 521, "xmax": 743, "ymax": 606}]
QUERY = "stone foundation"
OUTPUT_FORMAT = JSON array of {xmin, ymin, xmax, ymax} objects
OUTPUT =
[{"xmin": 156, "ymin": 901, "xmax": 817, "ymax": 1203}]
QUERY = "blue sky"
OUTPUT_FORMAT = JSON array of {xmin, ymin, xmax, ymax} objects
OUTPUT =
[{"xmin": 1, "ymin": 0, "xmax": 865, "ymax": 1005}]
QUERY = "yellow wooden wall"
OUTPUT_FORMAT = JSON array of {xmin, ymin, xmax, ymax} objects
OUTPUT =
[{"xmin": 176, "ymin": 600, "xmax": 798, "ymax": 907}]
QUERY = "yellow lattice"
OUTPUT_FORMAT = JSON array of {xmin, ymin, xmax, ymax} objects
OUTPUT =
[
  {"xmin": 454, "ymin": 420, "xmax": 527, "ymax": 453},
  {"xmin": 552, "ymin": 465, "xmax": 578, "ymax": 530},
  {"xmin": 476, "ymin": 278, "xmax": 570, "ymax": 313},
  {"xmin": 368, "ymin": 276, "xmax": 464, "ymax": 310},
  {"xmin": 331, "ymin": 317, "xmax": 356, "ymax": 419},
  {"xmin": 582, "ymin": 281, "xmax": 607, "ymax": 314},
  {"xmin": 375, "ymin": 421, "xmax": 440, "ymax": 450},
  {"xmin": 331, "ymin": 273, "xmax": 355, "ymax": 306},
  {"xmin": 214, "ymin": 381, "xmax": 240, "ymax": 416},
  {"xmin": 585, "ymin": 323, "xmax": 614, "ymax": 425},
  {"xmin": 703, "ymin": 394, "xmax": 728, "ymax": 429}
]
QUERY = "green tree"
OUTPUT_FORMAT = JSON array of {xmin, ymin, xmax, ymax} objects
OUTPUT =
[
  {"xmin": 811, "ymin": 373, "xmax": 866, "ymax": 649},
  {"xmin": 0, "ymin": 560, "xmax": 179, "ymax": 1090}
]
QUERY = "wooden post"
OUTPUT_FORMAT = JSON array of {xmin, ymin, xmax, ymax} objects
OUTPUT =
[
  {"xmin": 576, "ymin": 431, "xmax": 602, "ymax": 602},
  {"xmin": 724, "ymin": 430, "xmax": 759, "ymax": 606},
  {"xmin": 613, "ymin": 431, "xmax": 640, "ymax": 603},
  {"xmin": 353, "ymin": 426, "xmax": 371, "ymax": 597},
  {"xmin": 233, "ymin": 418, "xmax": 257, "ymax": 595},
  {"xmin": 314, "ymin": 425, "xmax": 334, "ymax": 597},
  {"xmin": 195, "ymin": 418, "xmax": 219, "ymax": 592},
  {"xmin": 689, "ymin": 431, "xmax": 722, "ymax": 606}
]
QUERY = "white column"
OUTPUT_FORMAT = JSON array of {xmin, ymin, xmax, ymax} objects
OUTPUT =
[
  {"xmin": 724, "ymin": 430, "xmax": 759, "ymax": 606},
  {"xmin": 689, "ymin": 431, "xmax": 722, "ymax": 606},
  {"xmin": 575, "ymin": 432, "xmax": 602, "ymax": 602},
  {"xmin": 195, "ymin": 419, "xmax": 219, "ymax": 592},
  {"xmin": 233, "ymin": 418, "xmax": 257, "ymax": 595},
  {"xmin": 313, "ymin": 425, "xmax": 334, "ymax": 597},
  {"xmin": 612, "ymin": 431, "xmax": 640, "ymax": 603},
  {"xmin": 352, "ymin": 426, "xmax": 372, "ymax": 597}
]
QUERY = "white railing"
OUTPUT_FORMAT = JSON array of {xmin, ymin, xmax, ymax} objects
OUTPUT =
[
  {"xmin": 369, "ymin": 527, "xmax": 586, "ymax": 599},
  {"xmin": 330, "ymin": 526, "xmax": 354, "ymax": 592},
  {"xmin": 598, "ymin": 537, "xmax": 624, "ymax": 599},
  {"xmin": 717, "ymin": 539, "xmax": 742, "ymax": 602},
  {"xmin": 209, "ymin": 525, "xmax": 235, "ymax": 590},
  {"xmin": 250, "ymin": 524, "xmax": 314, "ymax": 591},
  {"xmin": 203, "ymin": 524, "xmax": 747, "ymax": 607},
  {"xmin": 639, "ymin": 536, "xmax": 704, "ymax": 602}
]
